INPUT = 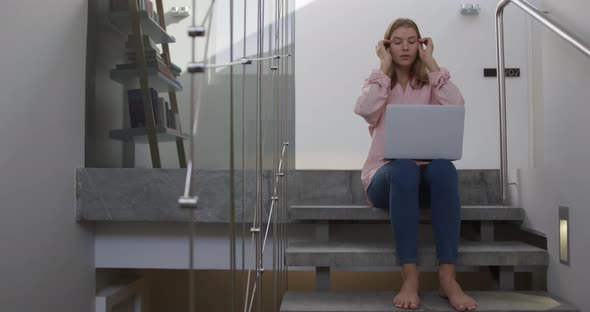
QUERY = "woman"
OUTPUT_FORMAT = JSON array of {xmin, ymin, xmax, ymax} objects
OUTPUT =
[{"xmin": 354, "ymin": 18, "xmax": 477, "ymax": 311}]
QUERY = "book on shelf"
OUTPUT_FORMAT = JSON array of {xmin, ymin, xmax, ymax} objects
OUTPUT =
[
  {"xmin": 165, "ymin": 102, "xmax": 178, "ymax": 130},
  {"xmin": 127, "ymin": 89, "xmax": 146, "ymax": 128},
  {"xmin": 116, "ymin": 35, "xmax": 182, "ymax": 84},
  {"xmin": 126, "ymin": 51, "xmax": 164, "ymax": 62},
  {"xmin": 121, "ymin": 59, "xmax": 180, "ymax": 74},
  {"xmin": 128, "ymin": 88, "xmax": 158, "ymax": 128},
  {"xmin": 121, "ymin": 60, "xmax": 181, "ymax": 79},
  {"xmin": 154, "ymin": 53, "xmax": 182, "ymax": 75},
  {"xmin": 158, "ymin": 97, "xmax": 167, "ymax": 128},
  {"xmin": 165, "ymin": 102, "xmax": 172, "ymax": 129},
  {"xmin": 169, "ymin": 63, "xmax": 182, "ymax": 75},
  {"xmin": 125, "ymin": 46, "xmax": 181, "ymax": 75},
  {"xmin": 126, "ymin": 52, "xmax": 181, "ymax": 73},
  {"xmin": 117, "ymin": 60, "xmax": 181, "ymax": 78},
  {"xmin": 111, "ymin": 66, "xmax": 182, "ymax": 90},
  {"xmin": 127, "ymin": 88, "xmax": 178, "ymax": 130}
]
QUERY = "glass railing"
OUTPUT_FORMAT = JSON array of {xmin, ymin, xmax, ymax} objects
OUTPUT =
[{"xmin": 181, "ymin": 1, "xmax": 295, "ymax": 311}]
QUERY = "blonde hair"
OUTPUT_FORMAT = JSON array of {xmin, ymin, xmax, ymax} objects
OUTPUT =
[{"xmin": 384, "ymin": 18, "xmax": 429, "ymax": 89}]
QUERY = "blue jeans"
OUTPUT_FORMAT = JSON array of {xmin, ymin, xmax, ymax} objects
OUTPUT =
[{"xmin": 367, "ymin": 159, "xmax": 461, "ymax": 264}]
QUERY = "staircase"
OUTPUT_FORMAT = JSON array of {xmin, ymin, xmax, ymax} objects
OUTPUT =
[{"xmin": 280, "ymin": 170, "xmax": 578, "ymax": 312}]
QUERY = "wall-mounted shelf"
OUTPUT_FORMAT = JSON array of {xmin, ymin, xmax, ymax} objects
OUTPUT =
[
  {"xmin": 110, "ymin": 69, "xmax": 182, "ymax": 91},
  {"xmin": 110, "ymin": 127, "xmax": 190, "ymax": 143},
  {"xmin": 109, "ymin": 11, "xmax": 175, "ymax": 44}
]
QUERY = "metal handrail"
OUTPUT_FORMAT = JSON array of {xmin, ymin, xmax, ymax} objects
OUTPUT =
[{"xmin": 496, "ymin": 0, "xmax": 590, "ymax": 203}]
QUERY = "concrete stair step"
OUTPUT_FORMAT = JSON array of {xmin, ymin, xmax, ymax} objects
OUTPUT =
[
  {"xmin": 280, "ymin": 291, "xmax": 578, "ymax": 312},
  {"xmin": 286, "ymin": 241, "xmax": 547, "ymax": 267},
  {"xmin": 290, "ymin": 205, "xmax": 524, "ymax": 222},
  {"xmin": 290, "ymin": 169, "xmax": 502, "ymax": 206}
]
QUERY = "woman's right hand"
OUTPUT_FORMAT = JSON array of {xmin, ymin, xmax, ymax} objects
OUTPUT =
[{"xmin": 376, "ymin": 39, "xmax": 393, "ymax": 75}]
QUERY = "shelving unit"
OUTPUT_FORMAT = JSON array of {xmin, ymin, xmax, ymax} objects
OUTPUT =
[
  {"xmin": 107, "ymin": 0, "xmax": 188, "ymax": 168},
  {"xmin": 109, "ymin": 10, "xmax": 175, "ymax": 44},
  {"xmin": 109, "ymin": 69, "xmax": 183, "ymax": 91},
  {"xmin": 110, "ymin": 127, "xmax": 190, "ymax": 143}
]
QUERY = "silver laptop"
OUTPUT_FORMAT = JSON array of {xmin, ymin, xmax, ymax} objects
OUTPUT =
[{"xmin": 383, "ymin": 104, "xmax": 465, "ymax": 160}]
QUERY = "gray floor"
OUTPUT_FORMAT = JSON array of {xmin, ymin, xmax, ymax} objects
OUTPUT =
[{"xmin": 281, "ymin": 291, "xmax": 578, "ymax": 312}]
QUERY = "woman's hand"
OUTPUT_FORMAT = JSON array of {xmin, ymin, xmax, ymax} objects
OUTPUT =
[
  {"xmin": 418, "ymin": 37, "xmax": 440, "ymax": 72},
  {"xmin": 376, "ymin": 39, "xmax": 393, "ymax": 75}
]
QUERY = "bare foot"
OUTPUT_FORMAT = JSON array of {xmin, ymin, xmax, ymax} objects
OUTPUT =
[
  {"xmin": 439, "ymin": 274, "xmax": 478, "ymax": 311},
  {"xmin": 393, "ymin": 269, "xmax": 420, "ymax": 310}
]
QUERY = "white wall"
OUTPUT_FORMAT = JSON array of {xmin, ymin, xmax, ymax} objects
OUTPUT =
[
  {"xmin": 295, "ymin": 0, "xmax": 532, "ymax": 179},
  {"xmin": 0, "ymin": 0, "xmax": 94, "ymax": 311},
  {"xmin": 519, "ymin": 0, "xmax": 590, "ymax": 310}
]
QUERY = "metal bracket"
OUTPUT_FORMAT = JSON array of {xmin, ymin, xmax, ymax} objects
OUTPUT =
[
  {"xmin": 187, "ymin": 63, "xmax": 206, "ymax": 73},
  {"xmin": 188, "ymin": 26, "xmax": 206, "ymax": 37},
  {"xmin": 178, "ymin": 196, "xmax": 199, "ymax": 209},
  {"xmin": 240, "ymin": 58, "xmax": 252, "ymax": 65}
]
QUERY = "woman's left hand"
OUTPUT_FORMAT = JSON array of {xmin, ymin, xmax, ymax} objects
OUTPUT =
[{"xmin": 418, "ymin": 37, "xmax": 440, "ymax": 72}]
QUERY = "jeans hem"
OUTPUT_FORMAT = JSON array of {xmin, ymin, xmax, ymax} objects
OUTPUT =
[
  {"xmin": 437, "ymin": 258, "xmax": 457, "ymax": 264},
  {"xmin": 399, "ymin": 258, "xmax": 418, "ymax": 264}
]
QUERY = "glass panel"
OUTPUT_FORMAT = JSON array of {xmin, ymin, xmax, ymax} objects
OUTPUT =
[{"xmin": 87, "ymin": 0, "xmax": 294, "ymax": 310}]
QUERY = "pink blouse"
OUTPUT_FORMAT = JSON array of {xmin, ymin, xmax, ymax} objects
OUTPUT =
[{"xmin": 353, "ymin": 68, "xmax": 465, "ymax": 203}]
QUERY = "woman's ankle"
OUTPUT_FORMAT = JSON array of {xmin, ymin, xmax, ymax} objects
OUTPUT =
[
  {"xmin": 438, "ymin": 263, "xmax": 457, "ymax": 280},
  {"xmin": 401, "ymin": 263, "xmax": 420, "ymax": 280}
]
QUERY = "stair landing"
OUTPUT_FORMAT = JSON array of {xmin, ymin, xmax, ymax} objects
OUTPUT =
[{"xmin": 280, "ymin": 291, "xmax": 578, "ymax": 312}]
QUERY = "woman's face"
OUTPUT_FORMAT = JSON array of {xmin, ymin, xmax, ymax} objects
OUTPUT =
[{"xmin": 388, "ymin": 26, "xmax": 419, "ymax": 68}]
